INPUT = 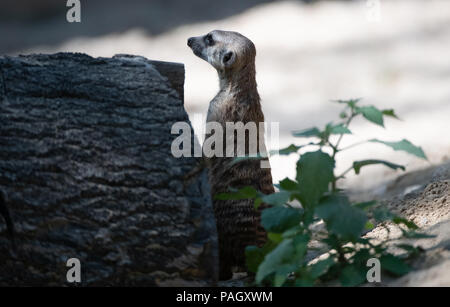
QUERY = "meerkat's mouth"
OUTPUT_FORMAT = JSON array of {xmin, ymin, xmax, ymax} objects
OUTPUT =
[
  {"xmin": 190, "ymin": 45, "xmax": 206, "ymax": 61},
  {"xmin": 187, "ymin": 37, "xmax": 205, "ymax": 59},
  {"xmin": 192, "ymin": 48, "xmax": 203, "ymax": 58}
]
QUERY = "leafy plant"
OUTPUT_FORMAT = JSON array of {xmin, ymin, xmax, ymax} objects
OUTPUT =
[{"xmin": 216, "ymin": 98, "xmax": 430, "ymax": 286}]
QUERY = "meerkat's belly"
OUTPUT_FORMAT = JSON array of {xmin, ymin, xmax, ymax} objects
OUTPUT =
[{"xmin": 207, "ymin": 149, "xmax": 274, "ymax": 278}]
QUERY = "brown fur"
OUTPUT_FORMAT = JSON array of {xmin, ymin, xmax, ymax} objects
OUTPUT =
[{"xmin": 188, "ymin": 30, "xmax": 274, "ymax": 280}]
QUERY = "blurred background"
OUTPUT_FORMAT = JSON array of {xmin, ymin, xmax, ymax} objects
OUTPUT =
[{"xmin": 1, "ymin": 0, "xmax": 449, "ymax": 193}]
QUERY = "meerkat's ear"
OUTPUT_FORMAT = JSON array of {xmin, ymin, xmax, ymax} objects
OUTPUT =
[{"xmin": 222, "ymin": 51, "xmax": 235, "ymax": 67}]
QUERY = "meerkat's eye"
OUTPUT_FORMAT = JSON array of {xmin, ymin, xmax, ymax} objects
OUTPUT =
[{"xmin": 204, "ymin": 34, "xmax": 214, "ymax": 46}]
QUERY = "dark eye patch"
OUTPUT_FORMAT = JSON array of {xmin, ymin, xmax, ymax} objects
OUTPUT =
[
  {"xmin": 223, "ymin": 52, "xmax": 232, "ymax": 63},
  {"xmin": 204, "ymin": 34, "xmax": 214, "ymax": 46}
]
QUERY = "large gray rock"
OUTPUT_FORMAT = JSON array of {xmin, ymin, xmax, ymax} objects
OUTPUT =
[{"xmin": 0, "ymin": 53, "xmax": 218, "ymax": 286}]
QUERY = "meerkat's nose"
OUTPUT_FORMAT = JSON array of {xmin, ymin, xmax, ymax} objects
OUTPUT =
[{"xmin": 187, "ymin": 37, "xmax": 194, "ymax": 47}]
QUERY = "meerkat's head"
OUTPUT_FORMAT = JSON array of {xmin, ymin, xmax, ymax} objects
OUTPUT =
[{"xmin": 187, "ymin": 30, "xmax": 256, "ymax": 73}]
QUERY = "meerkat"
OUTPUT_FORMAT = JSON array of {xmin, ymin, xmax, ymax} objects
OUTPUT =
[{"xmin": 187, "ymin": 30, "xmax": 275, "ymax": 280}]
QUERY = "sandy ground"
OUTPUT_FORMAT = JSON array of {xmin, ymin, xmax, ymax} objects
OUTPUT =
[{"xmin": 10, "ymin": 0, "xmax": 450, "ymax": 193}]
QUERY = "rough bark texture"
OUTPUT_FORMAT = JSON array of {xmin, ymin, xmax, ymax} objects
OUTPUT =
[{"xmin": 0, "ymin": 53, "xmax": 218, "ymax": 286}]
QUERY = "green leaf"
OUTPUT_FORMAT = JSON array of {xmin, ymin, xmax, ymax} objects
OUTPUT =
[
  {"xmin": 373, "ymin": 207, "xmax": 394, "ymax": 222},
  {"xmin": 273, "ymin": 265, "xmax": 294, "ymax": 286},
  {"xmin": 245, "ymin": 241, "xmax": 277, "ymax": 273},
  {"xmin": 339, "ymin": 265, "xmax": 367, "ymax": 286},
  {"xmin": 279, "ymin": 178, "xmax": 300, "ymax": 191},
  {"xmin": 353, "ymin": 159, "xmax": 405, "ymax": 175},
  {"xmin": 309, "ymin": 257, "xmax": 335, "ymax": 279},
  {"xmin": 296, "ymin": 151, "xmax": 335, "ymax": 206},
  {"xmin": 292, "ymin": 127, "xmax": 321, "ymax": 138},
  {"xmin": 334, "ymin": 98, "xmax": 362, "ymax": 109},
  {"xmin": 342, "ymin": 246, "xmax": 356, "ymax": 254},
  {"xmin": 294, "ymin": 277, "xmax": 315, "ymax": 287},
  {"xmin": 254, "ymin": 197, "xmax": 263, "ymax": 209},
  {"xmin": 293, "ymin": 234, "xmax": 310, "ymax": 256},
  {"xmin": 356, "ymin": 106, "xmax": 384, "ymax": 127},
  {"xmin": 215, "ymin": 186, "xmax": 257, "ymax": 200},
  {"xmin": 380, "ymin": 254, "xmax": 411, "ymax": 276},
  {"xmin": 392, "ymin": 216, "xmax": 418, "ymax": 230},
  {"xmin": 245, "ymin": 246, "xmax": 265, "ymax": 274},
  {"xmin": 382, "ymin": 109, "xmax": 400, "ymax": 119},
  {"xmin": 396, "ymin": 244, "xmax": 418, "ymax": 252},
  {"xmin": 319, "ymin": 123, "xmax": 352, "ymax": 143},
  {"xmin": 373, "ymin": 209, "xmax": 419, "ymax": 229},
  {"xmin": 365, "ymin": 221, "xmax": 375, "ymax": 230},
  {"xmin": 353, "ymin": 200, "xmax": 378, "ymax": 210},
  {"xmin": 268, "ymin": 232, "xmax": 283, "ymax": 244},
  {"xmin": 369, "ymin": 139, "xmax": 427, "ymax": 160},
  {"xmin": 321, "ymin": 235, "xmax": 340, "ymax": 250},
  {"xmin": 328, "ymin": 123, "xmax": 352, "ymax": 135},
  {"xmin": 255, "ymin": 235, "xmax": 308, "ymax": 284},
  {"xmin": 316, "ymin": 194, "xmax": 367, "ymax": 239},
  {"xmin": 401, "ymin": 229, "xmax": 436, "ymax": 239},
  {"xmin": 282, "ymin": 225, "xmax": 304, "ymax": 239},
  {"xmin": 396, "ymin": 244, "xmax": 422, "ymax": 257},
  {"xmin": 396, "ymin": 244, "xmax": 425, "ymax": 259},
  {"xmin": 260, "ymin": 191, "xmax": 290, "ymax": 206},
  {"xmin": 278, "ymin": 144, "xmax": 303, "ymax": 155},
  {"xmin": 351, "ymin": 248, "xmax": 373, "ymax": 266},
  {"xmin": 261, "ymin": 206, "xmax": 302, "ymax": 233}
]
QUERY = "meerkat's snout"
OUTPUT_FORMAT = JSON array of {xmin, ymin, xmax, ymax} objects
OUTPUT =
[{"xmin": 187, "ymin": 34, "xmax": 206, "ymax": 60}]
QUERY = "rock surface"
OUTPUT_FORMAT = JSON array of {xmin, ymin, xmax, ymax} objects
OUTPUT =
[
  {"xmin": 363, "ymin": 162, "xmax": 450, "ymax": 286},
  {"xmin": 0, "ymin": 53, "xmax": 218, "ymax": 286}
]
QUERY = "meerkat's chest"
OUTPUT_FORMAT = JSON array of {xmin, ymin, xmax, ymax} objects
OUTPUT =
[{"xmin": 206, "ymin": 96, "xmax": 248, "ymax": 125}]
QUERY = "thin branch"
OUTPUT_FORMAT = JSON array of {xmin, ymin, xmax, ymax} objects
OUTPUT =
[
  {"xmin": 333, "ymin": 112, "xmax": 356, "ymax": 158},
  {"xmin": 336, "ymin": 165, "xmax": 354, "ymax": 180},
  {"xmin": 331, "ymin": 112, "xmax": 356, "ymax": 191}
]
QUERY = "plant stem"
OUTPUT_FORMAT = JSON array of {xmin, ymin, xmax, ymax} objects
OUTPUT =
[
  {"xmin": 336, "ymin": 165, "xmax": 354, "ymax": 180},
  {"xmin": 331, "ymin": 112, "xmax": 356, "ymax": 191},
  {"xmin": 333, "ymin": 112, "xmax": 356, "ymax": 158}
]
